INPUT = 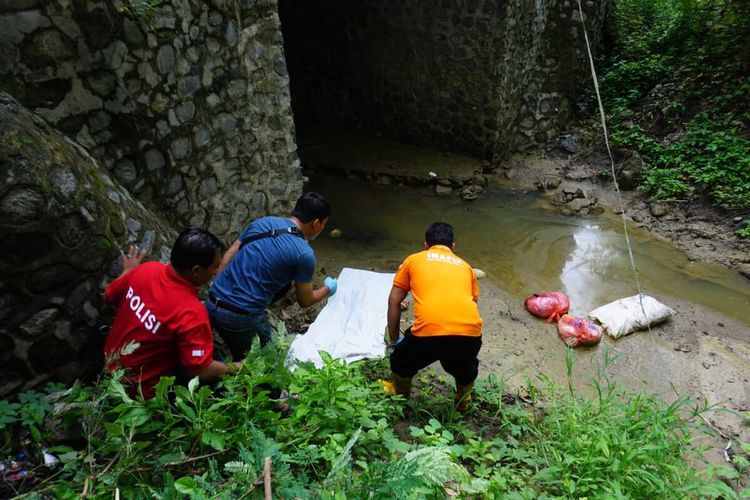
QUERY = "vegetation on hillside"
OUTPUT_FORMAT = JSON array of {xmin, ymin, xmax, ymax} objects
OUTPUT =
[
  {"xmin": 595, "ymin": 0, "xmax": 750, "ymax": 233},
  {"xmin": 1, "ymin": 327, "xmax": 747, "ymax": 498}
]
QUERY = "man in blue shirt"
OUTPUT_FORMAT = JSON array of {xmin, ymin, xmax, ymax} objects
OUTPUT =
[{"xmin": 206, "ymin": 192, "xmax": 337, "ymax": 359}]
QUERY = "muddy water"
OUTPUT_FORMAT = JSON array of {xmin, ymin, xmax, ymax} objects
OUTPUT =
[{"xmin": 307, "ymin": 175, "xmax": 750, "ymax": 327}]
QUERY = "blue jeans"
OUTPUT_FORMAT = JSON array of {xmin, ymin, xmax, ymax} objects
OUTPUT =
[{"xmin": 205, "ymin": 300, "xmax": 273, "ymax": 361}]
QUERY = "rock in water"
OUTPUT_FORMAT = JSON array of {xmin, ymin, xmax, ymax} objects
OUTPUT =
[{"xmin": 460, "ymin": 184, "xmax": 484, "ymax": 200}]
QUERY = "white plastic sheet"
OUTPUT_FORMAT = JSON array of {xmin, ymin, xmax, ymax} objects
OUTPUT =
[{"xmin": 287, "ymin": 267, "xmax": 395, "ymax": 368}]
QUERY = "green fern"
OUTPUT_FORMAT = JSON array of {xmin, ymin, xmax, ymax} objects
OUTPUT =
[
  {"xmin": 324, "ymin": 427, "xmax": 362, "ymax": 487},
  {"xmin": 339, "ymin": 446, "xmax": 472, "ymax": 498},
  {"xmin": 243, "ymin": 425, "xmax": 279, "ymax": 468},
  {"xmin": 403, "ymin": 447, "xmax": 470, "ymax": 484},
  {"xmin": 224, "ymin": 460, "xmax": 253, "ymax": 476},
  {"xmin": 243, "ymin": 426, "xmax": 312, "ymax": 497},
  {"xmin": 194, "ymin": 474, "xmax": 218, "ymax": 497}
]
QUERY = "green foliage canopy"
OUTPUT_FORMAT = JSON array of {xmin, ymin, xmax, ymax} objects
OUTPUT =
[{"xmin": 599, "ymin": 0, "xmax": 750, "ymax": 213}]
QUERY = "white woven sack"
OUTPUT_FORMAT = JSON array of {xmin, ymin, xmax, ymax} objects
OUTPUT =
[{"xmin": 588, "ymin": 294, "xmax": 675, "ymax": 339}]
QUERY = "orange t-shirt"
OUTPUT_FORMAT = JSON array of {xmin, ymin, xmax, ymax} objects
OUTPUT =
[{"xmin": 393, "ymin": 245, "xmax": 482, "ymax": 337}]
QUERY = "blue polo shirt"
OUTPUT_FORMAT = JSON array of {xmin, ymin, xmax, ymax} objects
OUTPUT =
[{"xmin": 210, "ymin": 216, "xmax": 316, "ymax": 313}]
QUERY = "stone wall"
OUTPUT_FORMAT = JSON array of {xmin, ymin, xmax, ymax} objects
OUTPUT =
[
  {"xmin": 515, "ymin": 0, "xmax": 608, "ymax": 148},
  {"xmin": 279, "ymin": 0, "xmax": 608, "ymax": 160},
  {"xmin": 280, "ymin": 0, "xmax": 515, "ymax": 159},
  {"xmin": 0, "ymin": 0, "xmax": 303, "ymax": 240},
  {"xmin": 0, "ymin": 92, "xmax": 176, "ymax": 396},
  {"xmin": 0, "ymin": 0, "xmax": 608, "ymax": 227}
]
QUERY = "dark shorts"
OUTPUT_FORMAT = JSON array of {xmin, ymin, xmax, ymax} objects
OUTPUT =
[{"xmin": 390, "ymin": 328, "xmax": 482, "ymax": 385}]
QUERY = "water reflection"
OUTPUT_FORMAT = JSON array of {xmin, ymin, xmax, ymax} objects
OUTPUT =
[
  {"xmin": 307, "ymin": 175, "xmax": 750, "ymax": 326},
  {"xmin": 560, "ymin": 225, "xmax": 623, "ymax": 315}
]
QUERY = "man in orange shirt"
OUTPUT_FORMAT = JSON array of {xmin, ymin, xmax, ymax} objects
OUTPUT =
[{"xmin": 382, "ymin": 222, "xmax": 483, "ymax": 411}]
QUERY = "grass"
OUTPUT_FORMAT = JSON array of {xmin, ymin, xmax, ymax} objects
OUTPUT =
[{"xmin": 0, "ymin": 330, "xmax": 747, "ymax": 498}]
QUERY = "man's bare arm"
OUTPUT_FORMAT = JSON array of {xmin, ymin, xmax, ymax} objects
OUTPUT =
[
  {"xmin": 193, "ymin": 360, "xmax": 242, "ymax": 382},
  {"xmin": 295, "ymin": 282, "xmax": 329, "ymax": 308},
  {"xmin": 217, "ymin": 239, "xmax": 241, "ymax": 275},
  {"xmin": 387, "ymin": 286, "xmax": 408, "ymax": 343}
]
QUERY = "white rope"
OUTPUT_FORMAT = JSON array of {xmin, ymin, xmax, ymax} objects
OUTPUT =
[
  {"xmin": 575, "ymin": 0, "xmax": 654, "ymax": 339},
  {"xmin": 574, "ymin": 10, "xmax": 738, "ymax": 455},
  {"xmin": 572, "ymin": 0, "xmax": 688, "ymax": 409}
]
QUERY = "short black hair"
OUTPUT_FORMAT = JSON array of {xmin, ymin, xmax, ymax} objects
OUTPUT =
[
  {"xmin": 170, "ymin": 226, "xmax": 224, "ymax": 272},
  {"xmin": 292, "ymin": 192, "xmax": 331, "ymax": 223},
  {"xmin": 425, "ymin": 222, "xmax": 454, "ymax": 248}
]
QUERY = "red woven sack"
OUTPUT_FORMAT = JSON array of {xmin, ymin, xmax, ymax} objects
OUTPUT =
[
  {"xmin": 557, "ymin": 314, "xmax": 603, "ymax": 348},
  {"xmin": 524, "ymin": 291, "xmax": 570, "ymax": 323}
]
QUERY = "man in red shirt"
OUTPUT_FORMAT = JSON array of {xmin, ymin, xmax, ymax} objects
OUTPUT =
[{"xmin": 104, "ymin": 227, "xmax": 240, "ymax": 398}]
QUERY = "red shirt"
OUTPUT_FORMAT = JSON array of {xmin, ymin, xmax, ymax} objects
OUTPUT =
[{"xmin": 103, "ymin": 262, "xmax": 214, "ymax": 398}]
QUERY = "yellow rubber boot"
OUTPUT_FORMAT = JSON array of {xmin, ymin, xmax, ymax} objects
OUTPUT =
[
  {"xmin": 455, "ymin": 382, "xmax": 474, "ymax": 412},
  {"xmin": 380, "ymin": 379, "xmax": 397, "ymax": 395},
  {"xmin": 380, "ymin": 373, "xmax": 412, "ymax": 397},
  {"xmin": 392, "ymin": 373, "xmax": 412, "ymax": 397}
]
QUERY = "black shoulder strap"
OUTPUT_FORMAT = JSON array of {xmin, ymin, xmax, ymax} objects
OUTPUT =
[{"xmin": 240, "ymin": 226, "xmax": 302, "ymax": 249}]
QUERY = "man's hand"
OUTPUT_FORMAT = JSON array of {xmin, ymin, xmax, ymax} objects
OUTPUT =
[
  {"xmin": 195, "ymin": 360, "xmax": 238, "ymax": 381},
  {"xmin": 386, "ymin": 334, "xmax": 404, "ymax": 353},
  {"xmin": 119, "ymin": 244, "xmax": 147, "ymax": 277},
  {"xmin": 324, "ymin": 276, "xmax": 337, "ymax": 296}
]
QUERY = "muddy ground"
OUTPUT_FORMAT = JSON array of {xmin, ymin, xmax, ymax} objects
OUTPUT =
[{"xmin": 281, "ymin": 135, "xmax": 749, "ymax": 470}]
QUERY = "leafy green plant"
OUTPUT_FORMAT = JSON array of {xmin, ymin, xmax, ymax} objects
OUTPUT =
[
  {"xmin": 410, "ymin": 418, "xmax": 456, "ymax": 447},
  {"xmin": 618, "ymin": 118, "xmax": 750, "ymax": 208},
  {"xmin": 736, "ymin": 220, "xmax": 750, "ymax": 238},
  {"xmin": 607, "ymin": 0, "xmax": 681, "ymax": 59},
  {"xmin": 327, "ymin": 445, "xmax": 480, "ymax": 498},
  {"xmin": 168, "ymin": 428, "xmax": 309, "ymax": 499},
  {"xmin": 0, "ymin": 400, "xmax": 19, "ymax": 430},
  {"xmin": 733, "ymin": 439, "xmax": 750, "ymax": 498},
  {"xmin": 517, "ymin": 349, "xmax": 734, "ymax": 498},
  {"xmin": 119, "ymin": 0, "xmax": 159, "ymax": 20},
  {"xmin": 280, "ymin": 352, "xmax": 404, "ymax": 475},
  {"xmin": 600, "ymin": 56, "xmax": 672, "ymax": 107}
]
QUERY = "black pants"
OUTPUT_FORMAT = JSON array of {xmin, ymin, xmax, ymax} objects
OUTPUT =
[{"xmin": 390, "ymin": 328, "xmax": 482, "ymax": 386}]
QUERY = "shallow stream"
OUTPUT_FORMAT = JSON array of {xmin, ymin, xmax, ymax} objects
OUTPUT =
[{"xmin": 308, "ymin": 174, "xmax": 750, "ymax": 328}]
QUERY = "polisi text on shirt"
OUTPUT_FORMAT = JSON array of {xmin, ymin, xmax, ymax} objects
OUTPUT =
[{"xmin": 125, "ymin": 286, "xmax": 162, "ymax": 334}]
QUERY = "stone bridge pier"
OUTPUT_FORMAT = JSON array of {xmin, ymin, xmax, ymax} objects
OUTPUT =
[{"xmin": 280, "ymin": 0, "xmax": 608, "ymax": 161}]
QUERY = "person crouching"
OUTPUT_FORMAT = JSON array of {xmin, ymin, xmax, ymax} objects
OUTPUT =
[
  {"xmin": 382, "ymin": 222, "xmax": 483, "ymax": 412},
  {"xmin": 103, "ymin": 227, "xmax": 241, "ymax": 399}
]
